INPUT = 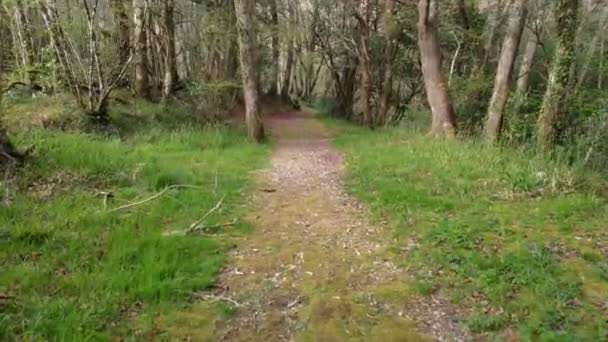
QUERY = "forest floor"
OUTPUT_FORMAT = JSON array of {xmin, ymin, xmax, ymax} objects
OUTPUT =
[{"xmin": 164, "ymin": 111, "xmax": 471, "ymax": 341}]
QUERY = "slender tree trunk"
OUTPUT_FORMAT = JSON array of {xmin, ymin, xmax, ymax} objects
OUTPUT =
[
  {"xmin": 234, "ymin": 0, "xmax": 264, "ymax": 142},
  {"xmin": 281, "ymin": 40, "xmax": 293, "ymax": 99},
  {"xmin": 356, "ymin": 0, "xmax": 373, "ymax": 128},
  {"xmin": 537, "ymin": 0, "xmax": 579, "ymax": 149},
  {"xmin": 599, "ymin": 34, "xmax": 605, "ymax": 89},
  {"xmin": 37, "ymin": 0, "xmax": 82, "ymax": 105},
  {"xmin": 417, "ymin": 0, "xmax": 457, "ymax": 138},
  {"xmin": 377, "ymin": 0, "xmax": 396, "ymax": 126},
  {"xmin": 268, "ymin": 0, "xmax": 279, "ymax": 96},
  {"xmin": 476, "ymin": 0, "xmax": 505, "ymax": 75},
  {"xmin": 575, "ymin": 5, "xmax": 608, "ymax": 91},
  {"xmin": 457, "ymin": 0, "xmax": 470, "ymax": 30},
  {"xmin": 13, "ymin": 0, "xmax": 34, "ymax": 74},
  {"xmin": 133, "ymin": 0, "xmax": 150, "ymax": 98},
  {"xmin": 484, "ymin": 0, "xmax": 528, "ymax": 142},
  {"xmin": 162, "ymin": 0, "xmax": 177, "ymax": 98},
  {"xmin": 515, "ymin": 26, "xmax": 540, "ymax": 99}
]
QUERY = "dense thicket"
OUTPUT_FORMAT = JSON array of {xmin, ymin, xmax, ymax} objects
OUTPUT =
[{"xmin": 0, "ymin": 0, "xmax": 607, "ymax": 169}]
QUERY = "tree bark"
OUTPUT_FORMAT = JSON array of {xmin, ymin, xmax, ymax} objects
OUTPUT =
[
  {"xmin": 109, "ymin": 0, "xmax": 130, "ymax": 75},
  {"xmin": 280, "ymin": 6, "xmax": 294, "ymax": 100},
  {"xmin": 484, "ymin": 0, "xmax": 528, "ymax": 142},
  {"xmin": 515, "ymin": 26, "xmax": 540, "ymax": 99},
  {"xmin": 268, "ymin": 0, "xmax": 280, "ymax": 96},
  {"xmin": 234, "ymin": 0, "xmax": 264, "ymax": 142},
  {"xmin": 476, "ymin": 0, "xmax": 505, "ymax": 75},
  {"xmin": 377, "ymin": 0, "xmax": 396, "ymax": 126},
  {"xmin": 537, "ymin": 0, "xmax": 579, "ymax": 149},
  {"xmin": 417, "ymin": 0, "xmax": 457, "ymax": 138},
  {"xmin": 133, "ymin": 0, "xmax": 150, "ymax": 98},
  {"xmin": 356, "ymin": 0, "xmax": 373, "ymax": 128},
  {"xmin": 162, "ymin": 0, "xmax": 178, "ymax": 98}
]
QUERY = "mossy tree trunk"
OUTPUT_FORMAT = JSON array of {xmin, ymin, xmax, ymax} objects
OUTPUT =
[{"xmin": 537, "ymin": 0, "xmax": 579, "ymax": 149}]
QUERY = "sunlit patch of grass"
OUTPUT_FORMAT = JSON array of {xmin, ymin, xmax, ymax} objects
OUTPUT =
[
  {"xmin": 324, "ymin": 116, "xmax": 608, "ymax": 340},
  {"xmin": 0, "ymin": 124, "xmax": 268, "ymax": 339}
]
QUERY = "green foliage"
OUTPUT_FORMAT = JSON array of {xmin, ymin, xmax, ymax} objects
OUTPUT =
[
  {"xmin": 325, "ymin": 117, "xmax": 608, "ymax": 340},
  {"xmin": 451, "ymin": 75, "xmax": 494, "ymax": 135},
  {"xmin": 0, "ymin": 124, "xmax": 268, "ymax": 339}
]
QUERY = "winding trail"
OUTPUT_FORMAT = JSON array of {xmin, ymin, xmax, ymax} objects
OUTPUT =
[{"xmin": 216, "ymin": 111, "xmax": 469, "ymax": 341}]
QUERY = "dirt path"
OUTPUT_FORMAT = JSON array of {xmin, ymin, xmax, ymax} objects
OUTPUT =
[{"xmin": 215, "ymin": 112, "xmax": 470, "ymax": 341}]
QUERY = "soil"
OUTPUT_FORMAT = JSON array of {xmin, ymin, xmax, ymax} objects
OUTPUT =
[{"xmin": 212, "ymin": 111, "xmax": 472, "ymax": 341}]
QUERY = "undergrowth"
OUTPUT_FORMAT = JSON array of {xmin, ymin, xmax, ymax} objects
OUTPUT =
[
  {"xmin": 325, "ymin": 117, "xmax": 608, "ymax": 340},
  {"xmin": 0, "ymin": 105, "xmax": 268, "ymax": 339}
]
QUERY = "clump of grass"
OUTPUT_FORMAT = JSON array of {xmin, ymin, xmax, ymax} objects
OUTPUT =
[
  {"xmin": 0, "ymin": 123, "xmax": 267, "ymax": 339},
  {"xmin": 326, "ymin": 117, "xmax": 608, "ymax": 340}
]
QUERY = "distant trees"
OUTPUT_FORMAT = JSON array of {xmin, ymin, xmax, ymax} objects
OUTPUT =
[{"xmin": 0, "ymin": 0, "xmax": 606, "ymax": 159}]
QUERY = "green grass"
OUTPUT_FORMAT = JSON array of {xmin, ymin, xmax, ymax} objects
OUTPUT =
[
  {"xmin": 0, "ymin": 124, "xmax": 267, "ymax": 339},
  {"xmin": 325, "ymin": 118, "xmax": 608, "ymax": 340}
]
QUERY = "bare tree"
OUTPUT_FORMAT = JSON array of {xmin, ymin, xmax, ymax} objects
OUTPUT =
[
  {"xmin": 234, "ymin": 0, "xmax": 264, "ymax": 142},
  {"xmin": 484, "ymin": 0, "xmax": 528, "ymax": 142},
  {"xmin": 418, "ymin": 0, "xmax": 457, "ymax": 138}
]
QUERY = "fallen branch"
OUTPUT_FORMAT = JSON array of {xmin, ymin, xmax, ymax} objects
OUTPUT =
[
  {"xmin": 186, "ymin": 195, "xmax": 226, "ymax": 230},
  {"xmin": 194, "ymin": 293, "xmax": 243, "ymax": 307},
  {"xmin": 108, "ymin": 184, "xmax": 203, "ymax": 212}
]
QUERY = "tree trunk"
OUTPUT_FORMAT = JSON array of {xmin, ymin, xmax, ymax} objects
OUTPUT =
[
  {"xmin": 484, "ymin": 0, "xmax": 528, "ymax": 142},
  {"xmin": 537, "ymin": 0, "xmax": 579, "ymax": 149},
  {"xmin": 515, "ymin": 26, "xmax": 540, "ymax": 99},
  {"xmin": 0, "ymin": 54, "xmax": 23, "ymax": 165},
  {"xmin": 417, "ymin": 0, "xmax": 457, "ymax": 138},
  {"xmin": 234, "ymin": 0, "xmax": 264, "ymax": 142},
  {"xmin": 110, "ymin": 0, "xmax": 130, "ymax": 78},
  {"xmin": 281, "ymin": 39, "xmax": 294, "ymax": 100},
  {"xmin": 476, "ymin": 0, "xmax": 505, "ymax": 75},
  {"xmin": 162, "ymin": 0, "xmax": 178, "ymax": 98},
  {"xmin": 133, "ymin": 0, "xmax": 150, "ymax": 98},
  {"xmin": 356, "ymin": 0, "xmax": 373, "ymax": 128},
  {"xmin": 575, "ymin": 5, "xmax": 608, "ymax": 91},
  {"xmin": 377, "ymin": 0, "xmax": 396, "ymax": 126},
  {"xmin": 268, "ymin": 0, "xmax": 280, "ymax": 96}
]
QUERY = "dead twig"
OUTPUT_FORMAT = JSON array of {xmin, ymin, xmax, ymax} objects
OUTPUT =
[
  {"xmin": 186, "ymin": 195, "xmax": 226, "ymax": 230},
  {"xmin": 108, "ymin": 184, "xmax": 203, "ymax": 212},
  {"xmin": 194, "ymin": 293, "xmax": 243, "ymax": 308}
]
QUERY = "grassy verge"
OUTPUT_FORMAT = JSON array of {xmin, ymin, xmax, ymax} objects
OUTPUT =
[
  {"xmin": 0, "ymin": 100, "xmax": 268, "ymax": 339},
  {"xmin": 325, "ymin": 118, "xmax": 608, "ymax": 340}
]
